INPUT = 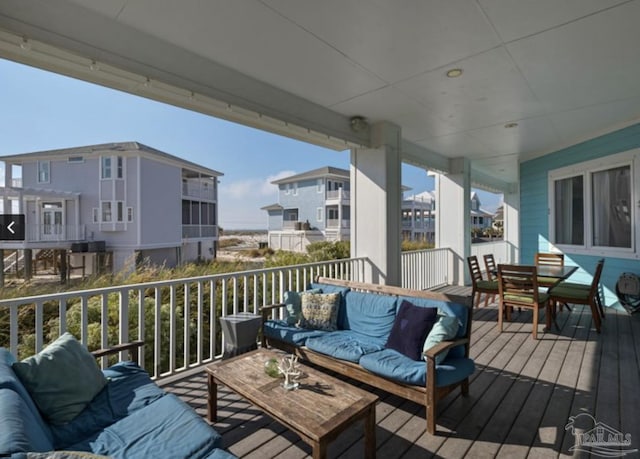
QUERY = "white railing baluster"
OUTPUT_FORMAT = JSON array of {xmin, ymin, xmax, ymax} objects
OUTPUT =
[
  {"xmin": 101, "ymin": 293, "xmax": 108, "ymax": 368},
  {"xmin": 197, "ymin": 281, "xmax": 203, "ymax": 364},
  {"xmin": 210, "ymin": 280, "xmax": 216, "ymax": 359},
  {"xmin": 137, "ymin": 289, "xmax": 145, "ymax": 368},
  {"xmin": 118, "ymin": 291, "xmax": 129, "ymax": 362},
  {"xmin": 59, "ymin": 298, "xmax": 67, "ymax": 336},
  {"xmin": 154, "ymin": 287, "xmax": 161, "ymax": 378},
  {"xmin": 183, "ymin": 282, "xmax": 190, "ymax": 370},
  {"xmin": 169, "ymin": 285, "xmax": 176, "ymax": 374}
]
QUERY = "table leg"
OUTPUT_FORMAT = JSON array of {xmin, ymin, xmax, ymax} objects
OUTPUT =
[
  {"xmin": 364, "ymin": 404, "xmax": 376, "ymax": 458},
  {"xmin": 207, "ymin": 373, "xmax": 217, "ymax": 423},
  {"xmin": 312, "ymin": 440, "xmax": 327, "ymax": 459}
]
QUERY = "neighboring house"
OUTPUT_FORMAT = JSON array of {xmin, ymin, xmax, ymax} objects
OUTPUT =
[
  {"xmin": 0, "ymin": 142, "xmax": 222, "ymax": 274},
  {"xmin": 262, "ymin": 167, "xmax": 350, "ymax": 252},
  {"xmin": 402, "ymin": 191, "xmax": 435, "ymax": 243},
  {"xmin": 470, "ymin": 191, "xmax": 494, "ymax": 232}
]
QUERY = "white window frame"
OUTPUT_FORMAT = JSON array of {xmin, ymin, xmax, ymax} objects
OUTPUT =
[
  {"xmin": 317, "ymin": 179, "xmax": 323, "ymax": 193},
  {"xmin": 116, "ymin": 156, "xmax": 124, "ymax": 179},
  {"xmin": 292, "ymin": 182, "xmax": 298, "ymax": 196},
  {"xmin": 68, "ymin": 156, "xmax": 84, "ymax": 163},
  {"xmin": 92, "ymin": 208, "xmax": 98, "ymax": 223},
  {"xmin": 37, "ymin": 160, "xmax": 50, "ymax": 184},
  {"xmin": 101, "ymin": 157, "xmax": 112, "ymax": 179},
  {"xmin": 116, "ymin": 201, "xmax": 124, "ymax": 222},
  {"xmin": 127, "ymin": 207, "xmax": 134, "ymax": 222},
  {"xmin": 317, "ymin": 207, "xmax": 323, "ymax": 222},
  {"xmin": 101, "ymin": 201, "xmax": 112, "ymax": 222},
  {"xmin": 548, "ymin": 148, "xmax": 639, "ymax": 258},
  {"xmin": 284, "ymin": 183, "xmax": 290, "ymax": 195}
]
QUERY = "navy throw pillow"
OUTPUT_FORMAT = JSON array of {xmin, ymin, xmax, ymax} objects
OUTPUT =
[{"xmin": 386, "ymin": 300, "xmax": 438, "ymax": 361}]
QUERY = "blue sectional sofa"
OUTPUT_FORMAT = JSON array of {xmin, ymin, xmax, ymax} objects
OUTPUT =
[
  {"xmin": 261, "ymin": 277, "xmax": 474, "ymax": 435},
  {"xmin": 0, "ymin": 341, "xmax": 235, "ymax": 459}
]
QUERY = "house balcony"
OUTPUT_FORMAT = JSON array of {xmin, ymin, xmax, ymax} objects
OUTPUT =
[
  {"xmin": 0, "ymin": 244, "xmax": 629, "ymax": 457},
  {"xmin": 182, "ymin": 224, "xmax": 218, "ymax": 239},
  {"xmin": 325, "ymin": 189, "xmax": 350, "ymax": 204},
  {"xmin": 22, "ymin": 224, "xmax": 86, "ymax": 243},
  {"xmin": 325, "ymin": 218, "xmax": 350, "ymax": 229},
  {"xmin": 182, "ymin": 182, "xmax": 216, "ymax": 201}
]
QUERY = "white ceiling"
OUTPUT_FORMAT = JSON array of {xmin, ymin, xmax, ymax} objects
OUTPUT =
[{"xmin": 1, "ymin": 0, "xmax": 640, "ymax": 190}]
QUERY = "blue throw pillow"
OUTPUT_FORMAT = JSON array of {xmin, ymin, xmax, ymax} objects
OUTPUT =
[
  {"xmin": 423, "ymin": 314, "xmax": 460, "ymax": 364},
  {"xmin": 12, "ymin": 333, "xmax": 107, "ymax": 425},
  {"xmin": 386, "ymin": 300, "xmax": 438, "ymax": 361}
]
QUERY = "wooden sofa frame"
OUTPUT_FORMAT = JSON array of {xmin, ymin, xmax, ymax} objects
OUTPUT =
[{"xmin": 260, "ymin": 277, "xmax": 473, "ymax": 435}]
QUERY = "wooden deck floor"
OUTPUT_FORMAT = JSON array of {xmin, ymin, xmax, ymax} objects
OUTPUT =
[{"xmin": 159, "ymin": 299, "xmax": 640, "ymax": 458}]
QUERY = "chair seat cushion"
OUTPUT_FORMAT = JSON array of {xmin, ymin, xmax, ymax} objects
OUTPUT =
[
  {"xmin": 504, "ymin": 292, "xmax": 549, "ymax": 304},
  {"xmin": 476, "ymin": 280, "xmax": 499, "ymax": 290},
  {"xmin": 305, "ymin": 331, "xmax": 387, "ymax": 363},
  {"xmin": 536, "ymin": 276, "xmax": 559, "ymax": 286},
  {"xmin": 549, "ymin": 287, "xmax": 589, "ymax": 301},
  {"xmin": 263, "ymin": 320, "xmax": 328, "ymax": 346},
  {"xmin": 554, "ymin": 281, "xmax": 589, "ymax": 290},
  {"xmin": 359, "ymin": 349, "xmax": 475, "ymax": 387}
]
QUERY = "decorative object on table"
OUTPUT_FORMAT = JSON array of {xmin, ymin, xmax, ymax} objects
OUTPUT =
[
  {"xmin": 277, "ymin": 355, "xmax": 301, "ymax": 390},
  {"xmin": 264, "ymin": 357, "xmax": 280, "ymax": 378}
]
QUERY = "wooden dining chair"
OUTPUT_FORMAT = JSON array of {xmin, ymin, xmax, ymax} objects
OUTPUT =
[
  {"xmin": 535, "ymin": 252, "xmax": 571, "ymax": 311},
  {"xmin": 548, "ymin": 259, "xmax": 605, "ymax": 333},
  {"xmin": 467, "ymin": 255, "xmax": 498, "ymax": 308},
  {"xmin": 497, "ymin": 264, "xmax": 552, "ymax": 339}
]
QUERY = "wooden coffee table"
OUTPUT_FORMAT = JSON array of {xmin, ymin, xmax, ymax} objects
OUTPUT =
[{"xmin": 206, "ymin": 349, "xmax": 378, "ymax": 459}]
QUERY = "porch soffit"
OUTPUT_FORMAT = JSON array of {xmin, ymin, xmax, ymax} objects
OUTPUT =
[{"xmin": 1, "ymin": 1, "xmax": 639, "ymax": 191}]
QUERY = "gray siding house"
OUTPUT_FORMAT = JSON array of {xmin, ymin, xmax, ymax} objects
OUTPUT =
[
  {"xmin": 262, "ymin": 167, "xmax": 350, "ymax": 252},
  {"xmin": 0, "ymin": 142, "xmax": 222, "ymax": 274}
]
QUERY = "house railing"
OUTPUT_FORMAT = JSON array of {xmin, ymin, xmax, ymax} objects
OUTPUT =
[
  {"xmin": 470, "ymin": 240, "xmax": 512, "ymax": 265},
  {"xmin": 25, "ymin": 225, "xmax": 86, "ymax": 242},
  {"xmin": 182, "ymin": 225, "xmax": 218, "ymax": 239},
  {"xmin": 326, "ymin": 219, "xmax": 350, "ymax": 229},
  {"xmin": 326, "ymin": 189, "xmax": 350, "ymax": 201},
  {"xmin": 182, "ymin": 182, "xmax": 216, "ymax": 201},
  {"xmin": 401, "ymin": 248, "xmax": 451, "ymax": 290},
  {"xmin": 0, "ymin": 257, "xmax": 371, "ymax": 380}
]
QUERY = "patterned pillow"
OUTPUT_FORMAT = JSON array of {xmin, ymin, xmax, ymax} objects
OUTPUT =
[{"xmin": 298, "ymin": 292, "xmax": 340, "ymax": 331}]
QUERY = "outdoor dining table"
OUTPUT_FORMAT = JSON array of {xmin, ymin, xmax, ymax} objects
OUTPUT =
[{"xmin": 493, "ymin": 263, "xmax": 578, "ymax": 286}]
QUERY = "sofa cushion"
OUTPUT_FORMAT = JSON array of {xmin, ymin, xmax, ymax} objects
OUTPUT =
[
  {"xmin": 423, "ymin": 314, "xmax": 460, "ymax": 364},
  {"xmin": 305, "ymin": 330, "xmax": 387, "ymax": 363},
  {"xmin": 68, "ymin": 394, "xmax": 222, "ymax": 459},
  {"xmin": 0, "ymin": 387, "xmax": 55, "ymax": 455},
  {"xmin": 340, "ymin": 291, "xmax": 398, "ymax": 338},
  {"xmin": 264, "ymin": 320, "xmax": 328, "ymax": 346},
  {"xmin": 359, "ymin": 349, "xmax": 475, "ymax": 387},
  {"xmin": 0, "ymin": 349, "xmax": 54, "ymax": 452},
  {"xmin": 12, "ymin": 333, "xmax": 107, "ymax": 425},
  {"xmin": 51, "ymin": 362, "xmax": 166, "ymax": 449},
  {"xmin": 283, "ymin": 288, "xmax": 321, "ymax": 325},
  {"xmin": 298, "ymin": 292, "xmax": 340, "ymax": 331},
  {"xmin": 24, "ymin": 451, "xmax": 111, "ymax": 458},
  {"xmin": 385, "ymin": 300, "xmax": 438, "ymax": 361}
]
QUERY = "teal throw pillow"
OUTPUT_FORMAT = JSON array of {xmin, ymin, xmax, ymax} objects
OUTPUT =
[
  {"xmin": 298, "ymin": 292, "xmax": 340, "ymax": 331},
  {"xmin": 423, "ymin": 314, "xmax": 460, "ymax": 364},
  {"xmin": 284, "ymin": 288, "xmax": 321, "ymax": 325},
  {"xmin": 13, "ymin": 332, "xmax": 107, "ymax": 425}
]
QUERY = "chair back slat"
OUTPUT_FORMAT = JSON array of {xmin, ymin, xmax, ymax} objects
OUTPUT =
[
  {"xmin": 498, "ymin": 264, "xmax": 541, "ymax": 307},
  {"xmin": 483, "ymin": 254, "xmax": 497, "ymax": 281},
  {"xmin": 467, "ymin": 256, "xmax": 484, "ymax": 285},
  {"xmin": 535, "ymin": 252, "xmax": 564, "ymax": 267}
]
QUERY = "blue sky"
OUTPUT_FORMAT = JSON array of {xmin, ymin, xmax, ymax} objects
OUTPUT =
[{"xmin": 0, "ymin": 59, "xmax": 500, "ymax": 229}]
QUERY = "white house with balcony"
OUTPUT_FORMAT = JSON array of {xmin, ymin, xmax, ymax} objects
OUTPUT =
[{"xmin": 0, "ymin": 142, "xmax": 222, "ymax": 274}]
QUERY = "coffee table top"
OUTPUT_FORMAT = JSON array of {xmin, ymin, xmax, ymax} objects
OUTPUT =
[{"xmin": 206, "ymin": 349, "xmax": 378, "ymax": 442}]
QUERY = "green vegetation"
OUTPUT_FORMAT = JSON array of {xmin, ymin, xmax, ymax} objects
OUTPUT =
[{"xmin": 401, "ymin": 240, "xmax": 434, "ymax": 251}]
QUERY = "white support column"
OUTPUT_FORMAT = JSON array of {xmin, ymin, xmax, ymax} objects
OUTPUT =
[
  {"xmin": 435, "ymin": 158, "xmax": 471, "ymax": 286},
  {"xmin": 503, "ymin": 186, "xmax": 520, "ymax": 263},
  {"xmin": 351, "ymin": 122, "xmax": 402, "ymax": 286}
]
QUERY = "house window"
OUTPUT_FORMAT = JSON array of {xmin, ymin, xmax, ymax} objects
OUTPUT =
[
  {"xmin": 37, "ymin": 161, "xmax": 50, "ymax": 183},
  {"xmin": 101, "ymin": 201, "xmax": 112, "ymax": 222},
  {"xmin": 292, "ymin": 182, "xmax": 298, "ymax": 195},
  {"xmin": 68, "ymin": 156, "xmax": 84, "ymax": 163},
  {"xmin": 127, "ymin": 207, "xmax": 134, "ymax": 222},
  {"xmin": 117, "ymin": 201, "xmax": 124, "ymax": 222},
  {"xmin": 101, "ymin": 157, "xmax": 112, "ymax": 179},
  {"xmin": 116, "ymin": 156, "xmax": 124, "ymax": 179},
  {"xmin": 92, "ymin": 208, "xmax": 98, "ymax": 223},
  {"xmin": 549, "ymin": 150, "xmax": 636, "ymax": 256},
  {"xmin": 317, "ymin": 179, "xmax": 322, "ymax": 193},
  {"xmin": 317, "ymin": 207, "xmax": 323, "ymax": 222},
  {"xmin": 284, "ymin": 183, "xmax": 290, "ymax": 195}
]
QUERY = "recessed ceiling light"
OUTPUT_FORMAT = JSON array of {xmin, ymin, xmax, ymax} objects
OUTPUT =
[
  {"xmin": 504, "ymin": 122, "xmax": 518, "ymax": 128},
  {"xmin": 446, "ymin": 68, "xmax": 463, "ymax": 78}
]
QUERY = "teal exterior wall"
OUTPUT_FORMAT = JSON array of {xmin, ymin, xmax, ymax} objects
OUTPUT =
[{"xmin": 520, "ymin": 123, "xmax": 640, "ymax": 308}]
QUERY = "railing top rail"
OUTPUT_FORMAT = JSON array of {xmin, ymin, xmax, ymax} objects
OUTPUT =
[{"xmin": 0, "ymin": 257, "xmax": 369, "ymax": 306}]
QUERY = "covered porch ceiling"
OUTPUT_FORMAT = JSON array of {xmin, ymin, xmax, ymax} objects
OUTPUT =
[{"xmin": 1, "ymin": 1, "xmax": 640, "ymax": 193}]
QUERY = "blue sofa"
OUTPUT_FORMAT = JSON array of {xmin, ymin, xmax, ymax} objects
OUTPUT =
[
  {"xmin": 0, "ymin": 345, "xmax": 235, "ymax": 459},
  {"xmin": 261, "ymin": 277, "xmax": 474, "ymax": 435}
]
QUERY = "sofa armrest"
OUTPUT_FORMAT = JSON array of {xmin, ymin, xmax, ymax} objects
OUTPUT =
[
  {"xmin": 259, "ymin": 303, "xmax": 286, "ymax": 320},
  {"xmin": 91, "ymin": 340, "xmax": 145, "ymax": 365},
  {"xmin": 422, "ymin": 338, "xmax": 469, "ymax": 361}
]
